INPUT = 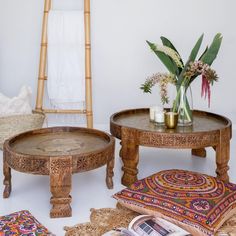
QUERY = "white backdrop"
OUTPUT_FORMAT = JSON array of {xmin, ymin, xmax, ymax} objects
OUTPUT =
[{"xmin": 0, "ymin": 0, "xmax": 235, "ymax": 126}]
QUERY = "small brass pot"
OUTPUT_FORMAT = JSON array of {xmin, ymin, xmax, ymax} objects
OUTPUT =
[{"xmin": 164, "ymin": 112, "xmax": 178, "ymax": 129}]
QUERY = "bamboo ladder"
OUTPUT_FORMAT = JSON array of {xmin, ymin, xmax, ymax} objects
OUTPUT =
[{"xmin": 35, "ymin": 0, "xmax": 93, "ymax": 128}]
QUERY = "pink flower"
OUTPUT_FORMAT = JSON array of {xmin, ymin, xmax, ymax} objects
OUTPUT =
[{"xmin": 201, "ymin": 75, "xmax": 211, "ymax": 107}]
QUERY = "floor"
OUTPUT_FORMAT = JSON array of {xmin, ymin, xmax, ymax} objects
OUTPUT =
[{"xmin": 0, "ymin": 130, "xmax": 235, "ymax": 236}]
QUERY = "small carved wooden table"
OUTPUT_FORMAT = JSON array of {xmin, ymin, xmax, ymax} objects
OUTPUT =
[
  {"xmin": 3, "ymin": 127, "xmax": 115, "ymax": 218},
  {"xmin": 110, "ymin": 108, "xmax": 232, "ymax": 187}
]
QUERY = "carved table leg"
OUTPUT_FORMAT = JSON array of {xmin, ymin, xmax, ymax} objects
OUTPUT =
[
  {"xmin": 50, "ymin": 156, "xmax": 72, "ymax": 218},
  {"xmin": 191, "ymin": 148, "xmax": 206, "ymax": 158},
  {"xmin": 215, "ymin": 140, "xmax": 230, "ymax": 183},
  {"xmin": 106, "ymin": 153, "xmax": 114, "ymax": 189},
  {"xmin": 120, "ymin": 140, "xmax": 139, "ymax": 187},
  {"xmin": 3, "ymin": 151, "xmax": 12, "ymax": 198}
]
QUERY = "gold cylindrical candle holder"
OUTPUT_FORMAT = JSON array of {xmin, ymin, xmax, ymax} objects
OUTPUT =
[{"xmin": 164, "ymin": 112, "xmax": 178, "ymax": 129}]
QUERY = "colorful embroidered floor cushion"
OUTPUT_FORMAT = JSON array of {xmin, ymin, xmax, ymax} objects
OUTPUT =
[
  {"xmin": 0, "ymin": 210, "xmax": 53, "ymax": 235},
  {"xmin": 113, "ymin": 169, "xmax": 236, "ymax": 235}
]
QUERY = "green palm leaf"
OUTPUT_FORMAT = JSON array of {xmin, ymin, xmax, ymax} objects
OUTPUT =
[
  {"xmin": 201, "ymin": 33, "xmax": 223, "ymax": 65},
  {"xmin": 189, "ymin": 34, "xmax": 204, "ymax": 61},
  {"xmin": 160, "ymin": 36, "xmax": 184, "ymax": 66},
  {"xmin": 146, "ymin": 40, "xmax": 178, "ymax": 75}
]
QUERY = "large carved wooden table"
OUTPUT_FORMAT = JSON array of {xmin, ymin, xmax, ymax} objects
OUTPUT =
[
  {"xmin": 110, "ymin": 108, "xmax": 232, "ymax": 187},
  {"xmin": 3, "ymin": 127, "xmax": 115, "ymax": 218}
]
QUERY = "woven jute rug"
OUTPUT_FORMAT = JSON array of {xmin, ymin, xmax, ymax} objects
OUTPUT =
[{"xmin": 64, "ymin": 204, "xmax": 236, "ymax": 236}]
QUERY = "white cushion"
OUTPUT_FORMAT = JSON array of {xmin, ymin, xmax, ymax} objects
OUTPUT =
[{"xmin": 0, "ymin": 86, "xmax": 32, "ymax": 117}]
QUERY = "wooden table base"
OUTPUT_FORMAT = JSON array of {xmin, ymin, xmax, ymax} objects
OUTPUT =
[
  {"xmin": 3, "ymin": 154, "xmax": 114, "ymax": 218},
  {"xmin": 120, "ymin": 144, "xmax": 230, "ymax": 187},
  {"xmin": 3, "ymin": 153, "xmax": 114, "ymax": 219}
]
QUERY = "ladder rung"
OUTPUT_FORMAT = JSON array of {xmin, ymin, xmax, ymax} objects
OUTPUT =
[
  {"xmin": 38, "ymin": 76, "xmax": 47, "ymax": 80},
  {"xmin": 43, "ymin": 109, "xmax": 87, "ymax": 114}
]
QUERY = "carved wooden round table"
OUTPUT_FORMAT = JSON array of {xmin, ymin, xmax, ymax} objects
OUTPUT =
[
  {"xmin": 3, "ymin": 127, "xmax": 115, "ymax": 218},
  {"xmin": 110, "ymin": 108, "xmax": 232, "ymax": 187}
]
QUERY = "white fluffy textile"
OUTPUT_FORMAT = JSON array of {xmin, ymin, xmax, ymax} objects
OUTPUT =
[{"xmin": 0, "ymin": 86, "xmax": 32, "ymax": 117}]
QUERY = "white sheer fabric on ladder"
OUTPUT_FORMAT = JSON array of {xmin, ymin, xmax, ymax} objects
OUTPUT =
[
  {"xmin": 46, "ymin": 4, "xmax": 87, "ymax": 126},
  {"xmin": 47, "ymin": 10, "xmax": 85, "ymax": 109},
  {"xmin": 52, "ymin": 0, "xmax": 83, "ymax": 10}
]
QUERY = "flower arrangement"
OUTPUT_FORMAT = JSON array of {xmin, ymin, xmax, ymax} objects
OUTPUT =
[{"xmin": 141, "ymin": 33, "xmax": 222, "ymax": 125}]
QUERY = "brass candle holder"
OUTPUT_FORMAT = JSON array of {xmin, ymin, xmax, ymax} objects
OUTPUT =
[{"xmin": 164, "ymin": 112, "xmax": 178, "ymax": 129}]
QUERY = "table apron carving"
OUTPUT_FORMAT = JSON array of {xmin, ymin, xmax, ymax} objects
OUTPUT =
[
  {"xmin": 5, "ymin": 149, "xmax": 48, "ymax": 175},
  {"xmin": 139, "ymin": 132, "xmax": 220, "ymax": 148}
]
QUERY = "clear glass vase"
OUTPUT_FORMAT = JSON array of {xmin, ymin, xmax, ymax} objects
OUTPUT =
[{"xmin": 173, "ymin": 85, "xmax": 193, "ymax": 126}]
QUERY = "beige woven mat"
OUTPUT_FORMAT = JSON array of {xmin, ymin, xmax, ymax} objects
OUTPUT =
[{"xmin": 64, "ymin": 205, "xmax": 236, "ymax": 236}]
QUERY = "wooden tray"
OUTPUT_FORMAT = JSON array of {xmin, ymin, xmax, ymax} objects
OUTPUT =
[{"xmin": 110, "ymin": 109, "xmax": 231, "ymax": 139}]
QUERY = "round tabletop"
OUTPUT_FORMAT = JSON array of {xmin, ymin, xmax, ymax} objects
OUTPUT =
[
  {"xmin": 110, "ymin": 108, "xmax": 232, "ymax": 148},
  {"xmin": 4, "ymin": 126, "xmax": 115, "ymax": 175},
  {"xmin": 9, "ymin": 128, "xmax": 111, "ymax": 156}
]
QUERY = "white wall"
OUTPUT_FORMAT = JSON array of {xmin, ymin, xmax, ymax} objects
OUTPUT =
[{"xmin": 0, "ymin": 0, "xmax": 235, "ymax": 126}]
